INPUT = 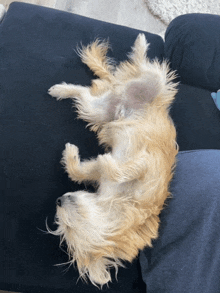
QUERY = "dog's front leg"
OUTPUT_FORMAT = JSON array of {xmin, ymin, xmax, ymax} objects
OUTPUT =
[
  {"xmin": 98, "ymin": 153, "xmax": 147, "ymax": 183},
  {"xmin": 61, "ymin": 143, "xmax": 100, "ymax": 183}
]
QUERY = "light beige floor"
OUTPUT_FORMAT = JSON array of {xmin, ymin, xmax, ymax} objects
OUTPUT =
[{"xmin": 0, "ymin": 0, "xmax": 166, "ymax": 35}]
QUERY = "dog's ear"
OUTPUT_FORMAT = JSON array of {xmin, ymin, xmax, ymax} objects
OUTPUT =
[{"xmin": 86, "ymin": 256, "xmax": 113, "ymax": 287}]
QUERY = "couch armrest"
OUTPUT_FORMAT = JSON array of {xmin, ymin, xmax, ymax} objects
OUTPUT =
[{"xmin": 165, "ymin": 13, "xmax": 220, "ymax": 92}]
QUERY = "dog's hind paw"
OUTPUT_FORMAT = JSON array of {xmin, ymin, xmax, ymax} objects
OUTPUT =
[{"xmin": 135, "ymin": 33, "xmax": 148, "ymax": 49}]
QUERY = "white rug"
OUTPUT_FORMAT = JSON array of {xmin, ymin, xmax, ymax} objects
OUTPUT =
[
  {"xmin": 1, "ymin": 0, "xmax": 166, "ymax": 35},
  {"xmin": 0, "ymin": 4, "xmax": 6, "ymax": 22},
  {"xmin": 145, "ymin": 0, "xmax": 220, "ymax": 25}
]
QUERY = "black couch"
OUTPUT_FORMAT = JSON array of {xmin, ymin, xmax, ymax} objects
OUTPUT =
[{"xmin": 1, "ymin": 3, "xmax": 220, "ymax": 293}]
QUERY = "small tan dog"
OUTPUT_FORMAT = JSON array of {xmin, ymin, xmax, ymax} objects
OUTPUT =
[{"xmin": 48, "ymin": 33, "xmax": 178, "ymax": 287}]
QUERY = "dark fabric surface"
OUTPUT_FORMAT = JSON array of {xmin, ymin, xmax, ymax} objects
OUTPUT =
[
  {"xmin": 140, "ymin": 149, "xmax": 220, "ymax": 293},
  {"xmin": 171, "ymin": 84, "xmax": 220, "ymax": 151},
  {"xmin": 0, "ymin": 2, "xmax": 164, "ymax": 293},
  {"xmin": 165, "ymin": 13, "xmax": 220, "ymax": 150},
  {"xmin": 165, "ymin": 13, "xmax": 220, "ymax": 92}
]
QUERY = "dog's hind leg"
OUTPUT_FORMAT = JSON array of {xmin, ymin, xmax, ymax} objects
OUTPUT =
[
  {"xmin": 129, "ymin": 33, "xmax": 149, "ymax": 66},
  {"xmin": 77, "ymin": 40, "xmax": 115, "ymax": 81}
]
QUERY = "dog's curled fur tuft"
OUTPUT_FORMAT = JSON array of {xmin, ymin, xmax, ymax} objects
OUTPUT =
[{"xmin": 48, "ymin": 33, "xmax": 179, "ymax": 287}]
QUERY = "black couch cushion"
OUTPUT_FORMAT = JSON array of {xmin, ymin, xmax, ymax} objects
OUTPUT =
[
  {"xmin": 0, "ymin": 2, "xmax": 164, "ymax": 293},
  {"xmin": 165, "ymin": 13, "xmax": 220, "ymax": 150},
  {"xmin": 171, "ymin": 84, "xmax": 220, "ymax": 151},
  {"xmin": 165, "ymin": 13, "xmax": 220, "ymax": 92}
]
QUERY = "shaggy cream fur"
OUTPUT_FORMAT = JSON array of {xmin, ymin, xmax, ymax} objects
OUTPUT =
[{"xmin": 48, "ymin": 34, "xmax": 178, "ymax": 287}]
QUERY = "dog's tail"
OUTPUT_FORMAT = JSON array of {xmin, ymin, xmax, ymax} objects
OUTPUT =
[{"xmin": 76, "ymin": 40, "xmax": 115, "ymax": 82}]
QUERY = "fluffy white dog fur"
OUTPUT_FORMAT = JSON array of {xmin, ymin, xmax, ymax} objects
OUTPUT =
[{"xmin": 48, "ymin": 33, "xmax": 178, "ymax": 287}]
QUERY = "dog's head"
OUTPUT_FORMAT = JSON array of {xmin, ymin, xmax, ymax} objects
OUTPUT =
[
  {"xmin": 48, "ymin": 191, "xmax": 159, "ymax": 287},
  {"xmin": 49, "ymin": 191, "xmax": 123, "ymax": 286}
]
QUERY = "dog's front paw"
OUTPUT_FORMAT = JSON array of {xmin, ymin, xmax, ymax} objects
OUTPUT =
[
  {"xmin": 48, "ymin": 82, "xmax": 70, "ymax": 100},
  {"xmin": 61, "ymin": 143, "xmax": 79, "ymax": 167}
]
